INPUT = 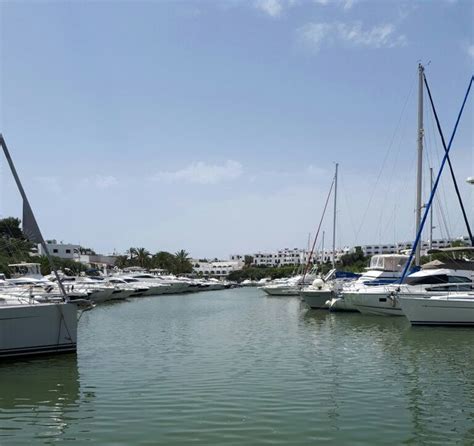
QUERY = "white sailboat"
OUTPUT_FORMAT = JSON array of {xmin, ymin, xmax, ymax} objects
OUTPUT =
[
  {"xmin": 345, "ymin": 63, "xmax": 430, "ymax": 316},
  {"xmin": 299, "ymin": 164, "xmax": 341, "ymax": 307},
  {"xmin": 349, "ymin": 67, "xmax": 473, "ymax": 318},
  {"xmin": 0, "ymin": 134, "xmax": 86, "ymax": 358},
  {"xmin": 400, "ymin": 171, "xmax": 474, "ymax": 325},
  {"xmin": 399, "ymin": 293, "xmax": 474, "ymax": 326}
]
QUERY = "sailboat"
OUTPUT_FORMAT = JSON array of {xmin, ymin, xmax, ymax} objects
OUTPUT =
[
  {"xmin": 347, "ymin": 66, "xmax": 473, "ymax": 317},
  {"xmin": 299, "ymin": 163, "xmax": 347, "ymax": 308},
  {"xmin": 0, "ymin": 135, "xmax": 85, "ymax": 358}
]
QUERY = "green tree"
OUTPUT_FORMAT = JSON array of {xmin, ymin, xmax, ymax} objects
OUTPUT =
[
  {"xmin": 152, "ymin": 251, "xmax": 177, "ymax": 273},
  {"xmin": 244, "ymin": 255, "xmax": 254, "ymax": 267},
  {"xmin": 135, "ymin": 248, "xmax": 151, "ymax": 268},
  {"xmin": 338, "ymin": 246, "xmax": 369, "ymax": 273},
  {"xmin": 114, "ymin": 255, "xmax": 129, "ymax": 269},
  {"xmin": 0, "ymin": 217, "xmax": 34, "ymax": 277},
  {"xmin": 174, "ymin": 249, "xmax": 193, "ymax": 274},
  {"xmin": 36, "ymin": 255, "xmax": 88, "ymax": 276},
  {"xmin": 0, "ymin": 217, "xmax": 25, "ymax": 240}
]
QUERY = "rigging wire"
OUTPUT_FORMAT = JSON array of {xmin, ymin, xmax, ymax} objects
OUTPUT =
[
  {"xmin": 354, "ymin": 73, "xmax": 416, "ymax": 244},
  {"xmin": 303, "ymin": 176, "xmax": 335, "ymax": 278},
  {"xmin": 400, "ymin": 74, "xmax": 473, "ymax": 282},
  {"xmin": 427, "ymin": 93, "xmax": 455, "ymax": 238},
  {"xmin": 423, "ymin": 73, "xmax": 473, "ymax": 246},
  {"xmin": 339, "ymin": 172, "xmax": 357, "ymax": 243}
]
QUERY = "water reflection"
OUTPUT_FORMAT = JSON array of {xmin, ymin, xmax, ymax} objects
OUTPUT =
[
  {"xmin": 0, "ymin": 290, "xmax": 472, "ymax": 445},
  {"xmin": 302, "ymin": 307, "xmax": 474, "ymax": 444},
  {"xmin": 0, "ymin": 355, "xmax": 94, "ymax": 443}
]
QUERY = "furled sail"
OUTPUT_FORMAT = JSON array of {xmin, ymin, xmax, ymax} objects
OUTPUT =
[{"xmin": 22, "ymin": 200, "xmax": 42, "ymax": 243}]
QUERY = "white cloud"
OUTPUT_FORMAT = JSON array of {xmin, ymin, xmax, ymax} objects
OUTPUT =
[
  {"xmin": 306, "ymin": 165, "xmax": 328, "ymax": 177},
  {"xmin": 298, "ymin": 21, "xmax": 407, "ymax": 51},
  {"xmin": 34, "ymin": 176, "xmax": 61, "ymax": 194},
  {"xmin": 342, "ymin": 0, "xmax": 356, "ymax": 10},
  {"xmin": 468, "ymin": 45, "xmax": 474, "ymax": 58},
  {"xmin": 152, "ymin": 160, "xmax": 243, "ymax": 185},
  {"xmin": 255, "ymin": 0, "xmax": 284, "ymax": 17},
  {"xmin": 95, "ymin": 175, "xmax": 118, "ymax": 189},
  {"xmin": 298, "ymin": 23, "xmax": 332, "ymax": 51},
  {"xmin": 80, "ymin": 175, "xmax": 119, "ymax": 189},
  {"xmin": 313, "ymin": 0, "xmax": 357, "ymax": 9}
]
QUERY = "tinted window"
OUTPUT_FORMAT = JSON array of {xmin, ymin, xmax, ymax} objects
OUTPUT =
[{"xmin": 406, "ymin": 274, "xmax": 449, "ymax": 285}]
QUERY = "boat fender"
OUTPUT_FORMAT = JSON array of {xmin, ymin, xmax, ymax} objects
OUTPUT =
[{"xmin": 312, "ymin": 278, "xmax": 324, "ymax": 290}]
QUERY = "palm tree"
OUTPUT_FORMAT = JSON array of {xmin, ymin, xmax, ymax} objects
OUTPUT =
[
  {"xmin": 135, "ymin": 248, "xmax": 151, "ymax": 268},
  {"xmin": 128, "ymin": 247, "xmax": 137, "ymax": 261},
  {"xmin": 174, "ymin": 249, "xmax": 192, "ymax": 274},
  {"xmin": 114, "ymin": 255, "xmax": 129, "ymax": 269}
]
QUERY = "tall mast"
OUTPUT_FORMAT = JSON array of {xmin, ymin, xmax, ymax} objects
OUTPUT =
[
  {"xmin": 415, "ymin": 63, "xmax": 424, "ymax": 265},
  {"xmin": 321, "ymin": 230, "xmax": 325, "ymax": 265},
  {"xmin": 332, "ymin": 163, "xmax": 338, "ymax": 268},
  {"xmin": 0, "ymin": 134, "xmax": 67, "ymax": 297},
  {"xmin": 429, "ymin": 167, "xmax": 433, "ymax": 251}
]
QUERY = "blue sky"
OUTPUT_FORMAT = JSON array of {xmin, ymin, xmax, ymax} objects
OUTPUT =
[{"xmin": 0, "ymin": 0, "xmax": 472, "ymax": 258}]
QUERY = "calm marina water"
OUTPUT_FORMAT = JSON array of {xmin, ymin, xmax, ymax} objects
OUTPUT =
[{"xmin": 1, "ymin": 287, "xmax": 473, "ymax": 445}]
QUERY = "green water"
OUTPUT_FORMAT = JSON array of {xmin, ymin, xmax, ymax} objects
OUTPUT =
[{"xmin": 1, "ymin": 288, "xmax": 473, "ymax": 445}]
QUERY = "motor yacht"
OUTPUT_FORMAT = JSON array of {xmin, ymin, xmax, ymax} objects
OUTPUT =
[
  {"xmin": 262, "ymin": 273, "xmax": 317, "ymax": 296},
  {"xmin": 328, "ymin": 254, "xmax": 410, "ymax": 312},
  {"xmin": 347, "ymin": 256, "xmax": 473, "ymax": 316}
]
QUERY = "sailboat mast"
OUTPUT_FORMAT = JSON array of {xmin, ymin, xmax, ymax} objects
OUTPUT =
[
  {"xmin": 332, "ymin": 163, "xmax": 338, "ymax": 268},
  {"xmin": 0, "ymin": 135, "xmax": 68, "ymax": 297},
  {"xmin": 415, "ymin": 63, "xmax": 424, "ymax": 266},
  {"xmin": 321, "ymin": 230, "xmax": 325, "ymax": 265},
  {"xmin": 429, "ymin": 167, "xmax": 433, "ymax": 251}
]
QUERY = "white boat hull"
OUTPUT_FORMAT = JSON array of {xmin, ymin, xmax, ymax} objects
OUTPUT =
[
  {"xmin": 400, "ymin": 295, "xmax": 474, "ymax": 326},
  {"xmin": 328, "ymin": 296, "xmax": 358, "ymax": 312},
  {"xmin": 143, "ymin": 285, "xmax": 169, "ymax": 296},
  {"xmin": 299, "ymin": 289, "xmax": 331, "ymax": 309},
  {"xmin": 87, "ymin": 288, "xmax": 115, "ymax": 304},
  {"xmin": 262, "ymin": 286, "xmax": 300, "ymax": 296},
  {"xmin": 0, "ymin": 302, "xmax": 77, "ymax": 358},
  {"xmin": 345, "ymin": 291, "xmax": 404, "ymax": 316}
]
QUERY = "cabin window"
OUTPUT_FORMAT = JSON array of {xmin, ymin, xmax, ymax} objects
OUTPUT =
[
  {"xmin": 448, "ymin": 276, "xmax": 472, "ymax": 283},
  {"xmin": 406, "ymin": 274, "xmax": 449, "ymax": 285}
]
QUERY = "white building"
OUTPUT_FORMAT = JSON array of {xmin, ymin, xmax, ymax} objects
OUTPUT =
[
  {"xmin": 229, "ymin": 236, "xmax": 468, "ymax": 269},
  {"xmin": 193, "ymin": 259, "xmax": 244, "ymax": 277},
  {"xmin": 360, "ymin": 237, "xmax": 464, "ymax": 257},
  {"xmin": 38, "ymin": 240, "xmax": 80, "ymax": 260},
  {"xmin": 79, "ymin": 254, "xmax": 117, "ymax": 268}
]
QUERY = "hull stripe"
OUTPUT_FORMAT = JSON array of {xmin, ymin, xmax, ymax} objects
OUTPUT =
[{"xmin": 0, "ymin": 343, "xmax": 76, "ymax": 358}]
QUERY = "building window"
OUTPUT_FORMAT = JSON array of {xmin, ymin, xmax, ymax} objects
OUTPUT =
[
  {"xmin": 66, "ymin": 249, "xmax": 71, "ymax": 254},
  {"xmin": 53, "ymin": 249, "xmax": 58, "ymax": 253}
]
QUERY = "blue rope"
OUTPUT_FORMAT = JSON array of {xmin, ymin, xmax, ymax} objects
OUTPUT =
[{"xmin": 399, "ymin": 75, "xmax": 473, "ymax": 283}]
